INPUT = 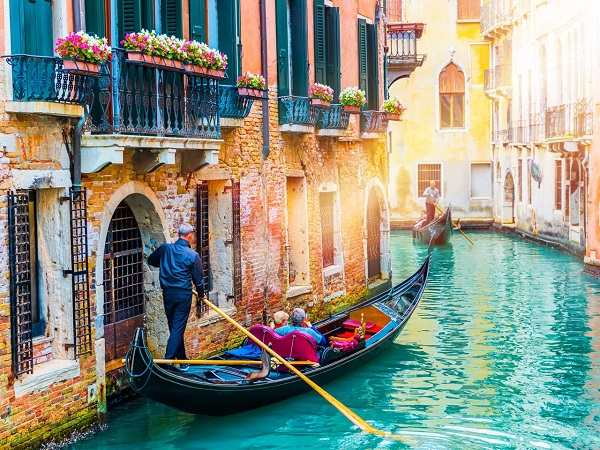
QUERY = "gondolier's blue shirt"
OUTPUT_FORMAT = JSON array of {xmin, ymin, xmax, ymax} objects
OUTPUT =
[
  {"xmin": 275, "ymin": 325, "xmax": 327, "ymax": 346},
  {"xmin": 148, "ymin": 239, "xmax": 204, "ymax": 296}
]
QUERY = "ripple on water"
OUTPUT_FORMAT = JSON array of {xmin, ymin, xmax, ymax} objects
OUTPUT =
[{"xmin": 71, "ymin": 232, "xmax": 600, "ymax": 450}]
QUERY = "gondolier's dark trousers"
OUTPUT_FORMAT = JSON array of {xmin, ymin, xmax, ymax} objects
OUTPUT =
[
  {"xmin": 426, "ymin": 202, "xmax": 435, "ymax": 223},
  {"xmin": 163, "ymin": 289, "xmax": 192, "ymax": 360}
]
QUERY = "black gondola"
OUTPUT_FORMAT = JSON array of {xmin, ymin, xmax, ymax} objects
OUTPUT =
[
  {"xmin": 125, "ymin": 257, "xmax": 430, "ymax": 415},
  {"xmin": 413, "ymin": 207, "xmax": 452, "ymax": 246}
]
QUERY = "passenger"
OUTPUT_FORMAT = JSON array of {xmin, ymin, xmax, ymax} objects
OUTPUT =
[
  {"xmin": 275, "ymin": 308, "xmax": 327, "ymax": 346},
  {"xmin": 269, "ymin": 310, "xmax": 289, "ymax": 329},
  {"xmin": 414, "ymin": 210, "xmax": 429, "ymax": 230}
]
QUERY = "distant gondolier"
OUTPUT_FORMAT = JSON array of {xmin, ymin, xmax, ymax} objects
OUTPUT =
[
  {"xmin": 422, "ymin": 180, "xmax": 440, "ymax": 223},
  {"xmin": 148, "ymin": 224, "xmax": 204, "ymax": 364}
]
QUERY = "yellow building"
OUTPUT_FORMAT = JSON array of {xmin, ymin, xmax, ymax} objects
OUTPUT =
[{"xmin": 387, "ymin": 0, "xmax": 491, "ymax": 222}]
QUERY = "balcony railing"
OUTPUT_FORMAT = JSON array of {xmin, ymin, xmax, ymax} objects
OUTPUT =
[
  {"xmin": 386, "ymin": 23, "xmax": 426, "ymax": 69},
  {"xmin": 316, "ymin": 104, "xmax": 350, "ymax": 130},
  {"xmin": 481, "ymin": 0, "xmax": 513, "ymax": 35},
  {"xmin": 87, "ymin": 49, "xmax": 220, "ymax": 139},
  {"xmin": 278, "ymin": 96, "xmax": 317, "ymax": 126},
  {"xmin": 545, "ymin": 101, "xmax": 593, "ymax": 139},
  {"xmin": 484, "ymin": 64, "xmax": 511, "ymax": 93},
  {"xmin": 360, "ymin": 111, "xmax": 388, "ymax": 134},
  {"xmin": 4, "ymin": 55, "xmax": 93, "ymax": 104},
  {"xmin": 219, "ymin": 85, "xmax": 254, "ymax": 119},
  {"xmin": 511, "ymin": 120, "xmax": 529, "ymax": 144}
]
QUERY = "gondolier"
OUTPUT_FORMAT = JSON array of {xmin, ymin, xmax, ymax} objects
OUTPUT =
[
  {"xmin": 422, "ymin": 180, "xmax": 440, "ymax": 223},
  {"xmin": 148, "ymin": 224, "xmax": 205, "ymax": 362}
]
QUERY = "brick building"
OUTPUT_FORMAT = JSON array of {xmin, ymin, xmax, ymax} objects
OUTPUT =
[{"xmin": 0, "ymin": 0, "xmax": 393, "ymax": 447}]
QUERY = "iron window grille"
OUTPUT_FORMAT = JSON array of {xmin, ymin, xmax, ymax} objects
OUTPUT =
[
  {"xmin": 231, "ymin": 181, "xmax": 242, "ymax": 304},
  {"xmin": 320, "ymin": 192, "xmax": 335, "ymax": 268},
  {"xmin": 7, "ymin": 191, "xmax": 34, "ymax": 376},
  {"xmin": 417, "ymin": 164, "xmax": 442, "ymax": 197},
  {"xmin": 196, "ymin": 182, "xmax": 210, "ymax": 315}
]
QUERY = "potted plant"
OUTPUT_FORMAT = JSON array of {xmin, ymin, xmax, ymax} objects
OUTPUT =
[
  {"xmin": 309, "ymin": 83, "xmax": 334, "ymax": 107},
  {"xmin": 185, "ymin": 41, "xmax": 228, "ymax": 78},
  {"xmin": 55, "ymin": 31, "xmax": 111, "ymax": 76},
  {"xmin": 236, "ymin": 72, "xmax": 267, "ymax": 97},
  {"xmin": 383, "ymin": 97, "xmax": 405, "ymax": 121},
  {"xmin": 340, "ymin": 87, "xmax": 366, "ymax": 113}
]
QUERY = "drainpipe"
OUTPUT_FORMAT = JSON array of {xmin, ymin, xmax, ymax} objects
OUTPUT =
[{"xmin": 259, "ymin": 0, "xmax": 270, "ymax": 159}]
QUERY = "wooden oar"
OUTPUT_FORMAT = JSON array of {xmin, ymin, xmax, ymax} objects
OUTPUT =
[
  {"xmin": 436, "ymin": 204, "xmax": 474, "ymax": 246},
  {"xmin": 195, "ymin": 291, "xmax": 404, "ymax": 441},
  {"xmin": 151, "ymin": 358, "xmax": 317, "ymax": 366}
]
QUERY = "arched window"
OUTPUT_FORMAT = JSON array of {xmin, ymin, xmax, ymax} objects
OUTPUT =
[{"xmin": 439, "ymin": 63, "xmax": 465, "ymax": 128}]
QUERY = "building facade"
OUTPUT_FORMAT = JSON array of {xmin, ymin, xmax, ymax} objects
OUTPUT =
[
  {"xmin": 0, "ymin": 0, "xmax": 393, "ymax": 447},
  {"xmin": 387, "ymin": 0, "xmax": 492, "ymax": 223},
  {"xmin": 483, "ymin": 0, "xmax": 597, "ymax": 255}
]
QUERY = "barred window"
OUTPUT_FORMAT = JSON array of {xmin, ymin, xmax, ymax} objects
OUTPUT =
[
  {"xmin": 320, "ymin": 192, "xmax": 335, "ymax": 268},
  {"xmin": 555, "ymin": 160, "xmax": 562, "ymax": 210},
  {"xmin": 518, "ymin": 159, "xmax": 523, "ymax": 202},
  {"xmin": 418, "ymin": 163, "xmax": 442, "ymax": 197},
  {"xmin": 439, "ymin": 63, "xmax": 465, "ymax": 128},
  {"xmin": 457, "ymin": 0, "xmax": 480, "ymax": 20}
]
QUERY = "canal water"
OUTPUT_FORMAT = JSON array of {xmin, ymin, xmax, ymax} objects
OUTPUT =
[{"xmin": 71, "ymin": 231, "xmax": 600, "ymax": 449}]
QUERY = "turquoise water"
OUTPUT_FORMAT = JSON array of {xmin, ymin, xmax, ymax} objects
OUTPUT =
[{"xmin": 72, "ymin": 232, "xmax": 600, "ymax": 449}]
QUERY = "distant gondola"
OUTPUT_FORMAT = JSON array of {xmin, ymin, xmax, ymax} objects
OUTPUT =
[
  {"xmin": 413, "ymin": 207, "xmax": 452, "ymax": 246},
  {"xmin": 124, "ymin": 257, "xmax": 430, "ymax": 415}
]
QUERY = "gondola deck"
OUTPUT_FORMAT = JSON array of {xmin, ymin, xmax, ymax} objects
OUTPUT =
[
  {"xmin": 413, "ymin": 207, "xmax": 452, "ymax": 246},
  {"xmin": 125, "ymin": 256, "xmax": 430, "ymax": 415}
]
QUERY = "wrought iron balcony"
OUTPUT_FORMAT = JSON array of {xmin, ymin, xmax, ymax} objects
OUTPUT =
[
  {"xmin": 3, "ymin": 54, "xmax": 93, "ymax": 106},
  {"xmin": 484, "ymin": 64, "xmax": 511, "ymax": 97},
  {"xmin": 386, "ymin": 23, "xmax": 426, "ymax": 84},
  {"xmin": 481, "ymin": 0, "xmax": 513, "ymax": 37},
  {"xmin": 278, "ymin": 96, "xmax": 317, "ymax": 127},
  {"xmin": 87, "ymin": 49, "xmax": 220, "ymax": 139},
  {"xmin": 219, "ymin": 85, "xmax": 254, "ymax": 120},
  {"xmin": 316, "ymin": 104, "xmax": 350, "ymax": 130},
  {"xmin": 545, "ymin": 101, "xmax": 593, "ymax": 140},
  {"xmin": 360, "ymin": 111, "xmax": 388, "ymax": 135}
]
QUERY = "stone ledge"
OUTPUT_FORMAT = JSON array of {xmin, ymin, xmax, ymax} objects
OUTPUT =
[
  {"xmin": 14, "ymin": 359, "xmax": 80, "ymax": 398},
  {"xmin": 11, "ymin": 169, "xmax": 72, "ymax": 189},
  {"xmin": 5, "ymin": 101, "xmax": 84, "ymax": 118},
  {"xmin": 360, "ymin": 132, "xmax": 385, "ymax": 140},
  {"xmin": 323, "ymin": 290, "xmax": 345, "ymax": 303},
  {"xmin": 221, "ymin": 118, "xmax": 245, "ymax": 128},
  {"xmin": 286, "ymin": 285, "xmax": 312, "ymax": 298},
  {"xmin": 316, "ymin": 128, "xmax": 348, "ymax": 138},
  {"xmin": 82, "ymin": 133, "xmax": 223, "ymax": 151},
  {"xmin": 323, "ymin": 264, "xmax": 343, "ymax": 278},
  {"xmin": 279, "ymin": 124, "xmax": 314, "ymax": 134}
]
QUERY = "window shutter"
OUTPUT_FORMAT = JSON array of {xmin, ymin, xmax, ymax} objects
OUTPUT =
[
  {"xmin": 325, "ymin": 7, "xmax": 341, "ymax": 100},
  {"xmin": 313, "ymin": 0, "xmax": 326, "ymax": 84},
  {"xmin": 118, "ymin": 0, "xmax": 142, "ymax": 37},
  {"xmin": 11, "ymin": 0, "xmax": 53, "ymax": 55},
  {"xmin": 367, "ymin": 23, "xmax": 379, "ymax": 110},
  {"xmin": 196, "ymin": 182, "xmax": 211, "ymax": 316},
  {"xmin": 218, "ymin": 0, "xmax": 241, "ymax": 80},
  {"xmin": 85, "ymin": 0, "xmax": 106, "ymax": 37},
  {"xmin": 161, "ymin": 0, "xmax": 182, "ymax": 37},
  {"xmin": 357, "ymin": 18, "xmax": 368, "ymax": 98},
  {"xmin": 290, "ymin": 0, "xmax": 308, "ymax": 96},
  {"xmin": 189, "ymin": 0, "xmax": 206, "ymax": 42},
  {"xmin": 275, "ymin": 0, "xmax": 290, "ymax": 96}
]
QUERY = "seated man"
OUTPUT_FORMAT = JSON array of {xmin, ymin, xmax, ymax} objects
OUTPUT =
[
  {"xmin": 275, "ymin": 308, "xmax": 327, "ymax": 346},
  {"xmin": 269, "ymin": 310, "xmax": 289, "ymax": 329}
]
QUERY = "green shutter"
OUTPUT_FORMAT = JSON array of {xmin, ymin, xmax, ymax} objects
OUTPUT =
[
  {"xmin": 189, "ymin": 0, "xmax": 206, "ymax": 42},
  {"xmin": 357, "ymin": 18, "xmax": 368, "ymax": 101},
  {"xmin": 10, "ymin": 0, "xmax": 53, "ymax": 55},
  {"xmin": 275, "ymin": 0, "xmax": 290, "ymax": 96},
  {"xmin": 313, "ymin": 0, "xmax": 326, "ymax": 84},
  {"xmin": 161, "ymin": 0, "xmax": 182, "ymax": 37},
  {"xmin": 367, "ymin": 23, "xmax": 379, "ymax": 109},
  {"xmin": 118, "ymin": 0, "xmax": 141, "ymax": 37},
  {"xmin": 218, "ymin": 0, "xmax": 241, "ymax": 80},
  {"xmin": 325, "ymin": 7, "xmax": 340, "ymax": 100},
  {"xmin": 85, "ymin": 0, "xmax": 106, "ymax": 37},
  {"xmin": 290, "ymin": 0, "xmax": 308, "ymax": 96}
]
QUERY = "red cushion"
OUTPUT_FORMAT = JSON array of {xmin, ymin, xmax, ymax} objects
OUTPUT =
[
  {"xmin": 343, "ymin": 319, "xmax": 378, "ymax": 332},
  {"xmin": 249, "ymin": 324, "xmax": 319, "ymax": 363}
]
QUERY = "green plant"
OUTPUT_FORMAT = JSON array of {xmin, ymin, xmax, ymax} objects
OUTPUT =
[
  {"xmin": 383, "ymin": 97, "xmax": 405, "ymax": 114},
  {"xmin": 340, "ymin": 87, "xmax": 366, "ymax": 107},
  {"xmin": 236, "ymin": 72, "xmax": 267, "ymax": 90}
]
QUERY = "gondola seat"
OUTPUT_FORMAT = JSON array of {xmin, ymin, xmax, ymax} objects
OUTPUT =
[{"xmin": 248, "ymin": 325, "xmax": 319, "ymax": 363}]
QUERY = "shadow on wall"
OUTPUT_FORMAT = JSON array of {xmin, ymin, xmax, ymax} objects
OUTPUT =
[{"xmin": 392, "ymin": 167, "xmax": 417, "ymax": 215}]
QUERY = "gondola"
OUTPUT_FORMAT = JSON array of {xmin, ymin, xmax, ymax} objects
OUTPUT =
[
  {"xmin": 124, "ymin": 257, "xmax": 430, "ymax": 415},
  {"xmin": 413, "ymin": 207, "xmax": 452, "ymax": 246}
]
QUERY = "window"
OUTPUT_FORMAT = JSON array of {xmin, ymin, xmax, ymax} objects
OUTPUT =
[
  {"xmin": 518, "ymin": 159, "xmax": 523, "ymax": 202},
  {"xmin": 10, "ymin": 0, "xmax": 53, "ymax": 55},
  {"xmin": 287, "ymin": 177, "xmax": 310, "ymax": 286},
  {"xmin": 313, "ymin": 3, "xmax": 341, "ymax": 98},
  {"xmin": 215, "ymin": 0, "xmax": 241, "ymax": 80},
  {"xmin": 457, "ymin": 0, "xmax": 480, "ymax": 20},
  {"xmin": 320, "ymin": 192, "xmax": 335, "ymax": 268},
  {"xmin": 418, "ymin": 164, "xmax": 442, "ymax": 197},
  {"xmin": 555, "ymin": 160, "xmax": 563, "ymax": 210},
  {"xmin": 527, "ymin": 160, "xmax": 532, "ymax": 205},
  {"xmin": 565, "ymin": 159, "xmax": 570, "ymax": 218},
  {"xmin": 357, "ymin": 19, "xmax": 380, "ymax": 109},
  {"xmin": 386, "ymin": 0, "xmax": 402, "ymax": 22},
  {"xmin": 471, "ymin": 163, "xmax": 492, "ymax": 198},
  {"xmin": 439, "ymin": 63, "xmax": 465, "ymax": 128},
  {"xmin": 276, "ymin": 0, "xmax": 309, "ymax": 96}
]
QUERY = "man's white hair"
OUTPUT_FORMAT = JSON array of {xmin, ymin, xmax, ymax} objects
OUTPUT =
[{"xmin": 178, "ymin": 223, "xmax": 194, "ymax": 237}]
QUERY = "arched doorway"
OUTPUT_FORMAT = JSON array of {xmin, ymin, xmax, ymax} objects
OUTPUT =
[
  {"xmin": 367, "ymin": 189, "xmax": 382, "ymax": 279},
  {"xmin": 503, "ymin": 172, "xmax": 515, "ymax": 224},
  {"xmin": 103, "ymin": 201, "xmax": 145, "ymax": 361},
  {"xmin": 570, "ymin": 160, "xmax": 580, "ymax": 226}
]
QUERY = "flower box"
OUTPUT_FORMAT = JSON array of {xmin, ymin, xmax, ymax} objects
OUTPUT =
[
  {"xmin": 311, "ymin": 98, "xmax": 331, "ymax": 108},
  {"xmin": 62, "ymin": 59, "xmax": 101, "ymax": 76},
  {"xmin": 238, "ymin": 87, "xmax": 265, "ymax": 98},
  {"xmin": 126, "ymin": 51, "xmax": 184, "ymax": 70},
  {"xmin": 343, "ymin": 105, "xmax": 361, "ymax": 114},
  {"xmin": 386, "ymin": 112, "xmax": 403, "ymax": 121},
  {"xmin": 184, "ymin": 64, "xmax": 225, "ymax": 79}
]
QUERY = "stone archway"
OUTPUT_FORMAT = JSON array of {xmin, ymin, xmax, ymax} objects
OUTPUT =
[
  {"xmin": 364, "ymin": 179, "xmax": 391, "ymax": 283},
  {"xmin": 503, "ymin": 172, "xmax": 515, "ymax": 224}
]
